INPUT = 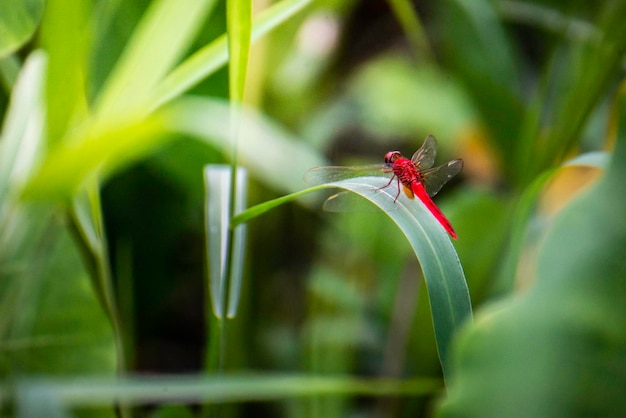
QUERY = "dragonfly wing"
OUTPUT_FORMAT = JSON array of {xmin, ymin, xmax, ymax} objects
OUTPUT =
[
  {"xmin": 304, "ymin": 164, "xmax": 389, "ymax": 185},
  {"xmin": 421, "ymin": 159, "xmax": 463, "ymax": 197},
  {"xmin": 411, "ymin": 134, "xmax": 438, "ymax": 169}
]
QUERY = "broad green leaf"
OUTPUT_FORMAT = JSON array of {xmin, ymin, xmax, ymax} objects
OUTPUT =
[
  {"xmin": 233, "ymin": 175, "xmax": 472, "ymax": 378},
  {"xmin": 0, "ymin": 0, "xmax": 45, "ymax": 58},
  {"xmin": 0, "ymin": 51, "xmax": 116, "ymax": 417},
  {"xmin": 0, "ymin": 221, "xmax": 117, "ymax": 378},
  {"xmin": 437, "ymin": 98, "xmax": 626, "ymax": 416}
]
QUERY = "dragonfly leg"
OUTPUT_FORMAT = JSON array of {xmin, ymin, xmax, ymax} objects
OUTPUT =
[
  {"xmin": 376, "ymin": 175, "xmax": 396, "ymax": 191},
  {"xmin": 394, "ymin": 179, "xmax": 401, "ymax": 202}
]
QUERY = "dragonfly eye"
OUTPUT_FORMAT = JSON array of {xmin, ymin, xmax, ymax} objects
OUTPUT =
[{"xmin": 384, "ymin": 151, "xmax": 401, "ymax": 165}]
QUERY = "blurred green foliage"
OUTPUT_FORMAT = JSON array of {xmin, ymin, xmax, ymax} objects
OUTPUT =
[{"xmin": 1, "ymin": 0, "xmax": 626, "ymax": 417}]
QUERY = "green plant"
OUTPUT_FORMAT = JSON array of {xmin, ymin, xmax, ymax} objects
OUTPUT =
[{"xmin": 1, "ymin": 0, "xmax": 626, "ymax": 416}]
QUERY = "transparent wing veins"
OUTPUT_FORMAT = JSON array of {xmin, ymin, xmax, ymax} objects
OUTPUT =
[
  {"xmin": 304, "ymin": 164, "xmax": 390, "ymax": 185},
  {"xmin": 411, "ymin": 134, "xmax": 438, "ymax": 169},
  {"xmin": 422, "ymin": 159, "xmax": 463, "ymax": 197}
]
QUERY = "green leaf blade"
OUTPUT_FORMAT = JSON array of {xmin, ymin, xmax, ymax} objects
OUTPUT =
[
  {"xmin": 233, "ymin": 175, "xmax": 472, "ymax": 379},
  {"xmin": 321, "ymin": 177, "xmax": 471, "ymax": 378}
]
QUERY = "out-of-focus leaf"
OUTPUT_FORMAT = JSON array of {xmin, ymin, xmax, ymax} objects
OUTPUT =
[
  {"xmin": 0, "ymin": 0, "xmax": 45, "ymax": 58},
  {"xmin": 162, "ymin": 97, "xmax": 327, "ymax": 195},
  {"xmin": 444, "ymin": 189, "xmax": 510, "ymax": 303},
  {"xmin": 348, "ymin": 56, "xmax": 475, "ymax": 143},
  {"xmin": 0, "ymin": 221, "xmax": 117, "ymax": 378},
  {"xmin": 0, "ymin": 54, "xmax": 20, "ymax": 90},
  {"xmin": 39, "ymin": 0, "xmax": 90, "ymax": 145},
  {"xmin": 386, "ymin": 0, "xmax": 431, "ymax": 55},
  {"xmin": 93, "ymin": 0, "xmax": 216, "ymax": 124},
  {"xmin": 437, "ymin": 0, "xmax": 524, "ymax": 178},
  {"xmin": 493, "ymin": 151, "xmax": 609, "ymax": 295},
  {"xmin": 149, "ymin": 0, "xmax": 313, "ymax": 109},
  {"xmin": 12, "ymin": 374, "xmax": 440, "ymax": 407},
  {"xmin": 0, "ymin": 51, "xmax": 46, "ymax": 204},
  {"xmin": 541, "ymin": 2, "xmax": 626, "ymax": 172},
  {"xmin": 437, "ymin": 97, "xmax": 626, "ymax": 417},
  {"xmin": 227, "ymin": 0, "xmax": 251, "ymax": 104},
  {"xmin": 23, "ymin": 97, "xmax": 326, "ymax": 202},
  {"xmin": 22, "ymin": 115, "xmax": 167, "ymax": 200}
]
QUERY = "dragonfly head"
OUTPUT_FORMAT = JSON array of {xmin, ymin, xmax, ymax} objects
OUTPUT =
[{"xmin": 384, "ymin": 151, "xmax": 402, "ymax": 166}]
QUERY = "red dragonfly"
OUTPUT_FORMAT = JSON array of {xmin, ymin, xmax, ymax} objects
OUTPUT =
[{"xmin": 305, "ymin": 135, "xmax": 463, "ymax": 239}]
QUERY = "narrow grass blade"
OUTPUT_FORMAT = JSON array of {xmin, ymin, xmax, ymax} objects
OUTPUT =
[{"xmin": 227, "ymin": 0, "xmax": 252, "ymax": 104}]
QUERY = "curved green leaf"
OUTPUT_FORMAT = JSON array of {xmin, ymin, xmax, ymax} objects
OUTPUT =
[{"xmin": 234, "ymin": 175, "xmax": 472, "ymax": 379}]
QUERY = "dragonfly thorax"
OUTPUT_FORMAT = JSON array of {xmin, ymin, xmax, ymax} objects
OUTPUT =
[{"xmin": 391, "ymin": 157, "xmax": 423, "ymax": 187}]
